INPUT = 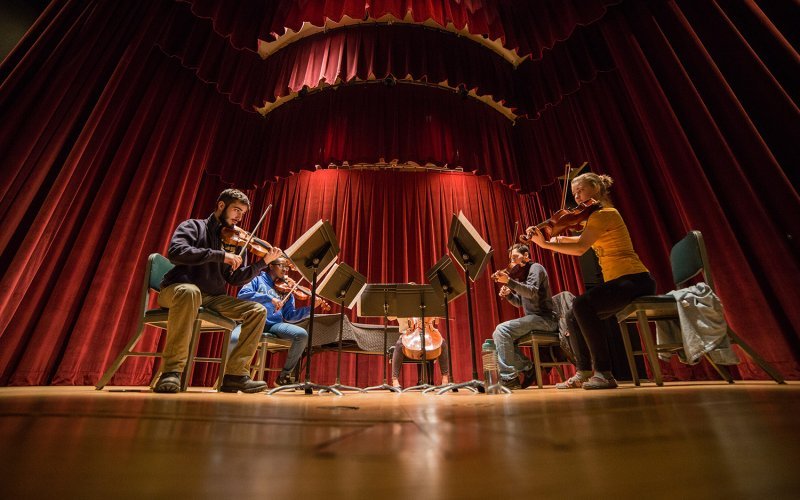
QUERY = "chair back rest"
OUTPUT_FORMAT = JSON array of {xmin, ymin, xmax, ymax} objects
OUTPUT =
[
  {"xmin": 148, "ymin": 253, "xmax": 175, "ymax": 292},
  {"xmin": 139, "ymin": 254, "xmax": 175, "ymax": 315},
  {"xmin": 670, "ymin": 230, "xmax": 714, "ymax": 289}
]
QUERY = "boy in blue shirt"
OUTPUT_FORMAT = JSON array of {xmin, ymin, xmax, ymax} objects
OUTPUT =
[{"xmin": 239, "ymin": 257, "xmax": 328, "ymax": 385}]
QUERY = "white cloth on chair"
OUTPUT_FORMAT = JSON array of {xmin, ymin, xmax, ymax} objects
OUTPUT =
[{"xmin": 656, "ymin": 282, "xmax": 739, "ymax": 365}]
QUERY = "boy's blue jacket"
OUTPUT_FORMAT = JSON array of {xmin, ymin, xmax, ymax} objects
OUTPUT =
[{"xmin": 238, "ymin": 272, "xmax": 311, "ymax": 328}]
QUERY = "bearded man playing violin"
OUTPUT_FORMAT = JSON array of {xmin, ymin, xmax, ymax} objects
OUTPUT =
[
  {"xmin": 238, "ymin": 256, "xmax": 330, "ymax": 386},
  {"xmin": 155, "ymin": 189, "xmax": 282, "ymax": 394},
  {"xmin": 491, "ymin": 243, "xmax": 558, "ymax": 390}
]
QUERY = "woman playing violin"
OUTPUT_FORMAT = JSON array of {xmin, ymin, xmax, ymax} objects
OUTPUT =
[
  {"xmin": 238, "ymin": 256, "xmax": 329, "ymax": 386},
  {"xmin": 525, "ymin": 173, "xmax": 655, "ymax": 390}
]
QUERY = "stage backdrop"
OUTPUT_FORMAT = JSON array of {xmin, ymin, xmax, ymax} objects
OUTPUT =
[{"xmin": 0, "ymin": 0, "xmax": 797, "ymax": 386}]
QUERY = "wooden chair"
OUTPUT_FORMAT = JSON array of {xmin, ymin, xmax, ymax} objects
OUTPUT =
[
  {"xmin": 516, "ymin": 330, "xmax": 572, "ymax": 388},
  {"xmin": 250, "ymin": 332, "xmax": 292, "ymax": 381},
  {"xmin": 514, "ymin": 291, "xmax": 575, "ymax": 388},
  {"xmin": 615, "ymin": 231, "xmax": 784, "ymax": 386},
  {"xmin": 96, "ymin": 253, "xmax": 238, "ymax": 391}
]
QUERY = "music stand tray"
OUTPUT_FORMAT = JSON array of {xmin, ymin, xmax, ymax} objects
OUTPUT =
[
  {"xmin": 442, "ymin": 212, "xmax": 493, "ymax": 394},
  {"xmin": 358, "ymin": 284, "xmax": 402, "ymax": 393},
  {"xmin": 269, "ymin": 220, "xmax": 340, "ymax": 396},
  {"xmin": 448, "ymin": 211, "xmax": 493, "ymax": 281},
  {"xmin": 317, "ymin": 262, "xmax": 367, "ymax": 394}
]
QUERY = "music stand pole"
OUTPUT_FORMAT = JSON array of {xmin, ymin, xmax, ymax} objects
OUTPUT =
[
  {"xmin": 424, "ymin": 282, "xmax": 474, "ymax": 394},
  {"xmin": 270, "ymin": 245, "xmax": 342, "ymax": 396},
  {"xmin": 364, "ymin": 287, "xmax": 401, "ymax": 393},
  {"xmin": 402, "ymin": 294, "xmax": 435, "ymax": 393},
  {"xmin": 440, "ymin": 251, "xmax": 486, "ymax": 394},
  {"xmin": 330, "ymin": 290, "xmax": 363, "ymax": 393}
]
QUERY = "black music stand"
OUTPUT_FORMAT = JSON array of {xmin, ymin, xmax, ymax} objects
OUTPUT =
[
  {"xmin": 394, "ymin": 284, "xmax": 447, "ymax": 392},
  {"xmin": 317, "ymin": 262, "xmax": 367, "ymax": 394},
  {"xmin": 423, "ymin": 255, "xmax": 474, "ymax": 394},
  {"xmin": 359, "ymin": 284, "xmax": 402, "ymax": 393},
  {"xmin": 269, "ymin": 220, "xmax": 340, "ymax": 396},
  {"xmin": 441, "ymin": 211, "xmax": 493, "ymax": 394}
]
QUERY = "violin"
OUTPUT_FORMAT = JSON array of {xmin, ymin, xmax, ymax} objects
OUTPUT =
[
  {"xmin": 491, "ymin": 256, "xmax": 532, "ymax": 284},
  {"xmin": 273, "ymin": 276, "xmax": 310, "ymax": 300},
  {"xmin": 272, "ymin": 274, "xmax": 331, "ymax": 313},
  {"xmin": 520, "ymin": 199, "xmax": 601, "ymax": 243},
  {"xmin": 221, "ymin": 226, "xmax": 276, "ymax": 258},
  {"xmin": 400, "ymin": 318, "xmax": 444, "ymax": 360}
]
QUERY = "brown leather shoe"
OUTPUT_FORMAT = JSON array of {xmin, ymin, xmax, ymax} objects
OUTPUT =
[
  {"xmin": 154, "ymin": 372, "xmax": 181, "ymax": 393},
  {"xmin": 520, "ymin": 368, "xmax": 537, "ymax": 389},
  {"xmin": 500, "ymin": 377, "xmax": 522, "ymax": 390},
  {"xmin": 220, "ymin": 374, "xmax": 268, "ymax": 393}
]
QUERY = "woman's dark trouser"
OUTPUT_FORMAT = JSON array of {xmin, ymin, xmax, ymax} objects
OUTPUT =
[{"xmin": 567, "ymin": 272, "xmax": 656, "ymax": 373}]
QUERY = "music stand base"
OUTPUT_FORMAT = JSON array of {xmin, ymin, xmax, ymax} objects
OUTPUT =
[
  {"xmin": 402, "ymin": 383, "xmax": 436, "ymax": 393},
  {"xmin": 422, "ymin": 383, "xmax": 476, "ymax": 394},
  {"xmin": 364, "ymin": 383, "xmax": 402, "ymax": 393},
  {"xmin": 269, "ymin": 382, "xmax": 343, "ymax": 396},
  {"xmin": 329, "ymin": 383, "xmax": 364, "ymax": 393},
  {"xmin": 438, "ymin": 379, "xmax": 488, "ymax": 395}
]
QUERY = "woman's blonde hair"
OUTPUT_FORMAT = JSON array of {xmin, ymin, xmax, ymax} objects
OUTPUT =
[{"xmin": 571, "ymin": 173, "xmax": 614, "ymax": 205}]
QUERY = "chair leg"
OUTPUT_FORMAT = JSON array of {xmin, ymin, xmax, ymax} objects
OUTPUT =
[
  {"xmin": 254, "ymin": 343, "xmax": 268, "ymax": 381},
  {"xmin": 149, "ymin": 369, "xmax": 162, "ymax": 389},
  {"xmin": 532, "ymin": 340, "xmax": 544, "ymax": 388},
  {"xmin": 636, "ymin": 311, "xmax": 663, "ymax": 386},
  {"xmin": 95, "ymin": 323, "xmax": 147, "ymax": 389},
  {"xmin": 215, "ymin": 330, "xmax": 232, "ymax": 391},
  {"xmin": 726, "ymin": 328, "xmax": 785, "ymax": 384},
  {"xmin": 618, "ymin": 320, "xmax": 640, "ymax": 386},
  {"xmin": 549, "ymin": 346, "xmax": 566, "ymax": 381},
  {"xmin": 182, "ymin": 319, "xmax": 203, "ymax": 392},
  {"xmin": 702, "ymin": 353, "xmax": 734, "ymax": 383}
]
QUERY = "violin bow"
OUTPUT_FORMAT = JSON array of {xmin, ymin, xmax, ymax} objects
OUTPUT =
[
  {"xmin": 238, "ymin": 204, "xmax": 272, "ymax": 258},
  {"xmin": 513, "ymin": 220, "xmax": 519, "ymax": 246},
  {"xmin": 560, "ymin": 162, "xmax": 571, "ymax": 212},
  {"xmin": 277, "ymin": 277, "xmax": 302, "ymax": 309}
]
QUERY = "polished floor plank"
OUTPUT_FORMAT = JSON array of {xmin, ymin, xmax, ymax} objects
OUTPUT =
[{"xmin": 1, "ymin": 382, "xmax": 798, "ymax": 499}]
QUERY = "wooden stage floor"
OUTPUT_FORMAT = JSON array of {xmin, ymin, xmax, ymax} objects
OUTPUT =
[{"xmin": 1, "ymin": 382, "xmax": 798, "ymax": 499}]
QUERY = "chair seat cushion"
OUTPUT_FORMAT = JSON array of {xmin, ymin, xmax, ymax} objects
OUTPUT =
[
  {"xmin": 629, "ymin": 295, "xmax": 677, "ymax": 304},
  {"xmin": 144, "ymin": 307, "xmax": 237, "ymax": 331},
  {"xmin": 516, "ymin": 330, "xmax": 560, "ymax": 347},
  {"xmin": 616, "ymin": 295, "xmax": 678, "ymax": 321},
  {"xmin": 260, "ymin": 332, "xmax": 293, "ymax": 348}
]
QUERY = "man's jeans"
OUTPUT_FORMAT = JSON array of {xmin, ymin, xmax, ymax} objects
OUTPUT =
[
  {"xmin": 492, "ymin": 314, "xmax": 558, "ymax": 380},
  {"xmin": 229, "ymin": 322, "xmax": 309, "ymax": 375},
  {"xmin": 267, "ymin": 322, "xmax": 309, "ymax": 374}
]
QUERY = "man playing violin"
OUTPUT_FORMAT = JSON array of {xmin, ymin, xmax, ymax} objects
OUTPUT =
[
  {"xmin": 238, "ymin": 256, "xmax": 329, "ymax": 386},
  {"xmin": 491, "ymin": 243, "xmax": 558, "ymax": 390},
  {"xmin": 156, "ymin": 189, "xmax": 282, "ymax": 394}
]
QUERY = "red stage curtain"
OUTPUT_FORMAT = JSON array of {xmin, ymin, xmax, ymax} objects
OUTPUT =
[
  {"xmin": 1, "ymin": 0, "xmax": 797, "ymax": 387},
  {"xmin": 182, "ymin": 0, "xmax": 620, "ymax": 57},
  {"xmin": 205, "ymin": 82, "xmax": 521, "ymax": 187},
  {"xmin": 158, "ymin": 1, "xmax": 616, "ymax": 120}
]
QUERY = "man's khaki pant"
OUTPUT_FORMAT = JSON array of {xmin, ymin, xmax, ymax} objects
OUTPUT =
[{"xmin": 157, "ymin": 283, "xmax": 267, "ymax": 375}]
